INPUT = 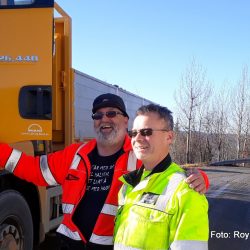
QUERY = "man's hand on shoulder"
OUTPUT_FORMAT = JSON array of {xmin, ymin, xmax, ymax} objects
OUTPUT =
[{"xmin": 184, "ymin": 168, "xmax": 207, "ymax": 194}]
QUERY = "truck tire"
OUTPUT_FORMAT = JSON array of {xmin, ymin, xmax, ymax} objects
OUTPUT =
[{"xmin": 0, "ymin": 190, "xmax": 33, "ymax": 250}]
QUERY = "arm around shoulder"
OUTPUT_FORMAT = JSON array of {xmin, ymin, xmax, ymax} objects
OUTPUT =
[{"xmin": 169, "ymin": 182, "xmax": 209, "ymax": 250}]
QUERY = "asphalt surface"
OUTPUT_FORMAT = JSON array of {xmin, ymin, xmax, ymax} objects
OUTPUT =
[
  {"xmin": 39, "ymin": 166, "xmax": 250, "ymax": 250},
  {"xmin": 204, "ymin": 166, "xmax": 250, "ymax": 250}
]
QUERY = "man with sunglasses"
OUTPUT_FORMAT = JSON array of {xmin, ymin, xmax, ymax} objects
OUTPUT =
[
  {"xmin": 114, "ymin": 104, "xmax": 209, "ymax": 250},
  {"xmin": 0, "ymin": 93, "xmax": 208, "ymax": 250}
]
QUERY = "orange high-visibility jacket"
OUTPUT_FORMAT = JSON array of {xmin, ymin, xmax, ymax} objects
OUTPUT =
[
  {"xmin": 0, "ymin": 135, "xmax": 209, "ymax": 245},
  {"xmin": 0, "ymin": 135, "xmax": 141, "ymax": 244}
]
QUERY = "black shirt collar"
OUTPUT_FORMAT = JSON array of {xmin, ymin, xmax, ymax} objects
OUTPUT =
[{"xmin": 123, "ymin": 154, "xmax": 172, "ymax": 187}]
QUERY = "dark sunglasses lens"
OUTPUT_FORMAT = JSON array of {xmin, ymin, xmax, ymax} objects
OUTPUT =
[
  {"xmin": 130, "ymin": 130, "xmax": 138, "ymax": 137},
  {"xmin": 140, "ymin": 128, "xmax": 153, "ymax": 136},
  {"xmin": 106, "ymin": 111, "xmax": 117, "ymax": 118},
  {"xmin": 92, "ymin": 113, "xmax": 103, "ymax": 120},
  {"xmin": 129, "ymin": 128, "xmax": 153, "ymax": 137}
]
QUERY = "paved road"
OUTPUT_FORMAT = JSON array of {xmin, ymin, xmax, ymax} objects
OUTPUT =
[
  {"xmin": 39, "ymin": 166, "xmax": 250, "ymax": 250},
  {"xmin": 204, "ymin": 166, "xmax": 250, "ymax": 250}
]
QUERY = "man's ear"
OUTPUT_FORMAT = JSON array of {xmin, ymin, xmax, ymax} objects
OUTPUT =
[
  {"xmin": 124, "ymin": 116, "xmax": 129, "ymax": 128},
  {"xmin": 125, "ymin": 116, "xmax": 129, "ymax": 123},
  {"xmin": 166, "ymin": 131, "xmax": 174, "ymax": 144}
]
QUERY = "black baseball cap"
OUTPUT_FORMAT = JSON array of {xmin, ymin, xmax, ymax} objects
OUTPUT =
[{"xmin": 92, "ymin": 93, "xmax": 129, "ymax": 118}]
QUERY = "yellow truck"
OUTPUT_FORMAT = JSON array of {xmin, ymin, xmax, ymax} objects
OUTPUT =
[{"xmin": 0, "ymin": 1, "xmax": 152, "ymax": 249}]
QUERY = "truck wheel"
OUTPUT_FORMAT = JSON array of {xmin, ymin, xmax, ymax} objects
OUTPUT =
[{"xmin": 0, "ymin": 190, "xmax": 33, "ymax": 250}]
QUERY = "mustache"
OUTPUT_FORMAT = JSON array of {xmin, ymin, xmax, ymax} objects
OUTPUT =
[{"xmin": 97, "ymin": 122, "xmax": 115, "ymax": 131}]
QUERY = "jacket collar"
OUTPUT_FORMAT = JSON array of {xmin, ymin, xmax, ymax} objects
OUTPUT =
[
  {"xmin": 122, "ymin": 134, "xmax": 133, "ymax": 152},
  {"xmin": 122, "ymin": 154, "xmax": 172, "ymax": 187},
  {"xmin": 78, "ymin": 139, "xmax": 97, "ymax": 156}
]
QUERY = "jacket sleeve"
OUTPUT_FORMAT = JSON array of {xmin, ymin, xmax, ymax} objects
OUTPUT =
[
  {"xmin": 169, "ymin": 182, "xmax": 209, "ymax": 250},
  {"xmin": 0, "ymin": 143, "xmax": 80, "ymax": 186},
  {"xmin": 199, "ymin": 169, "xmax": 210, "ymax": 189}
]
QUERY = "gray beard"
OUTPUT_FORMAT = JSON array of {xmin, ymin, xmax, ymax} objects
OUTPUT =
[{"xmin": 95, "ymin": 129, "xmax": 119, "ymax": 146}]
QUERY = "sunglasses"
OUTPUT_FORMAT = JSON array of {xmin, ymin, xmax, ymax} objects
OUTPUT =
[
  {"xmin": 129, "ymin": 128, "xmax": 169, "ymax": 138},
  {"xmin": 92, "ymin": 111, "xmax": 125, "ymax": 120}
]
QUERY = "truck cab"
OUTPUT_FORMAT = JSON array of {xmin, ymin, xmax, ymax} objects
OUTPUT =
[{"xmin": 0, "ymin": 1, "xmax": 73, "ymax": 248}]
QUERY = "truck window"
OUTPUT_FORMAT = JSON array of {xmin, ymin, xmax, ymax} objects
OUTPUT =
[
  {"xmin": 0, "ymin": 0, "xmax": 34, "ymax": 5},
  {"xmin": 0, "ymin": 0, "xmax": 53, "ymax": 7},
  {"xmin": 13, "ymin": 0, "xmax": 34, "ymax": 5}
]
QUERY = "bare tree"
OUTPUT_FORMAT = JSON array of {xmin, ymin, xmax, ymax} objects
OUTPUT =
[
  {"xmin": 175, "ymin": 58, "xmax": 211, "ymax": 163},
  {"xmin": 209, "ymin": 85, "xmax": 230, "ymax": 161},
  {"xmin": 242, "ymin": 108, "xmax": 250, "ymax": 158},
  {"xmin": 172, "ymin": 117, "xmax": 187, "ymax": 164},
  {"xmin": 242, "ymin": 75, "xmax": 250, "ymax": 159},
  {"xmin": 231, "ymin": 66, "xmax": 250, "ymax": 158}
]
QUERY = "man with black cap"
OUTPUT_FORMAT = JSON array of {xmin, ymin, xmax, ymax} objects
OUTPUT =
[{"xmin": 0, "ymin": 93, "xmax": 209, "ymax": 250}]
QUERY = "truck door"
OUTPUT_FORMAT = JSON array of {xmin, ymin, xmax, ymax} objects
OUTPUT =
[{"xmin": 0, "ymin": 0, "xmax": 54, "ymax": 143}]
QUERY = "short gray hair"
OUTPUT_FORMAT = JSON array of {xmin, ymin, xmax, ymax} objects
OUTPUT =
[{"xmin": 136, "ymin": 104, "xmax": 173, "ymax": 130}]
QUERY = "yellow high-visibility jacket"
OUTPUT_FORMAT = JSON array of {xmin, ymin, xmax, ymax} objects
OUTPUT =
[{"xmin": 114, "ymin": 160, "xmax": 209, "ymax": 250}]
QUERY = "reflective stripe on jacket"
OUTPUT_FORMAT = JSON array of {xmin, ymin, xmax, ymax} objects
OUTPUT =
[
  {"xmin": 0, "ymin": 135, "xmax": 141, "ymax": 244},
  {"xmin": 114, "ymin": 162, "xmax": 209, "ymax": 250}
]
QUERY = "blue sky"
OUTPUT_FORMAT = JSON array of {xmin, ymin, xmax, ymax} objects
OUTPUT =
[{"xmin": 56, "ymin": 0, "xmax": 250, "ymax": 111}]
